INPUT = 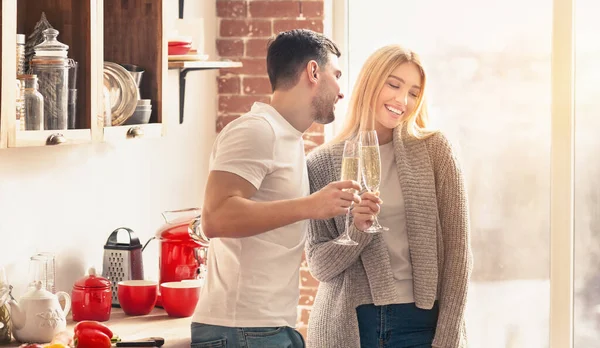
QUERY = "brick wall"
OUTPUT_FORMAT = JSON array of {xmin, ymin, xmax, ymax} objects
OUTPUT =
[{"xmin": 216, "ymin": 0, "xmax": 325, "ymax": 338}]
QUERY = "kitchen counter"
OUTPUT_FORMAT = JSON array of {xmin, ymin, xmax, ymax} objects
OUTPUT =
[{"xmin": 2, "ymin": 308, "xmax": 193, "ymax": 348}]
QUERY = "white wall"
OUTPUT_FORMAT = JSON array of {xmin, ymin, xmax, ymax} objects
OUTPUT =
[{"xmin": 0, "ymin": 0, "xmax": 218, "ymax": 298}]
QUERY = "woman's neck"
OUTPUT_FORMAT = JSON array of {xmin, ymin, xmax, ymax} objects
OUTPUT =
[{"xmin": 374, "ymin": 122, "xmax": 393, "ymax": 145}]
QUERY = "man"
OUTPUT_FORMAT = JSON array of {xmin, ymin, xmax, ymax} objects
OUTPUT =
[{"xmin": 190, "ymin": 29, "xmax": 361, "ymax": 348}]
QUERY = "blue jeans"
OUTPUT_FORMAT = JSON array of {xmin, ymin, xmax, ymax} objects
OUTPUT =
[
  {"xmin": 190, "ymin": 322, "xmax": 306, "ymax": 348},
  {"xmin": 356, "ymin": 302, "xmax": 439, "ymax": 348}
]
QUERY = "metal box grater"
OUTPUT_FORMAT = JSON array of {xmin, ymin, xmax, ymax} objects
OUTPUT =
[{"xmin": 102, "ymin": 227, "xmax": 144, "ymax": 306}]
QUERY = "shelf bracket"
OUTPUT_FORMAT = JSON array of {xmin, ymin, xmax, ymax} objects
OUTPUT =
[
  {"xmin": 178, "ymin": 68, "xmax": 211, "ymax": 124},
  {"xmin": 179, "ymin": 0, "xmax": 184, "ymax": 19}
]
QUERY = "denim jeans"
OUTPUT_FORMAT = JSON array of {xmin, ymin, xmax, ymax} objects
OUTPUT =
[
  {"xmin": 356, "ymin": 302, "xmax": 439, "ymax": 348},
  {"xmin": 190, "ymin": 322, "xmax": 306, "ymax": 348}
]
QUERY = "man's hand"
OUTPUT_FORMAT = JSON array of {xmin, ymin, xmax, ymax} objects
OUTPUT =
[
  {"xmin": 352, "ymin": 192, "xmax": 382, "ymax": 231},
  {"xmin": 306, "ymin": 180, "xmax": 361, "ymax": 220}
]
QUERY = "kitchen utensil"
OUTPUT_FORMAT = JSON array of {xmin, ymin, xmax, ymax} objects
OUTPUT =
[
  {"xmin": 155, "ymin": 208, "xmax": 209, "ymax": 285},
  {"xmin": 168, "ymin": 44, "xmax": 191, "ymax": 56},
  {"xmin": 28, "ymin": 252, "xmax": 56, "ymax": 294},
  {"xmin": 119, "ymin": 64, "xmax": 144, "ymax": 88},
  {"xmin": 7, "ymin": 281, "xmax": 71, "ymax": 343},
  {"xmin": 71, "ymin": 267, "xmax": 112, "ymax": 322},
  {"xmin": 116, "ymin": 337, "xmax": 165, "ymax": 347},
  {"xmin": 102, "ymin": 227, "xmax": 144, "ymax": 306},
  {"xmin": 103, "ymin": 62, "xmax": 139, "ymax": 126},
  {"xmin": 160, "ymin": 281, "xmax": 201, "ymax": 317},
  {"xmin": 117, "ymin": 280, "xmax": 157, "ymax": 316}
]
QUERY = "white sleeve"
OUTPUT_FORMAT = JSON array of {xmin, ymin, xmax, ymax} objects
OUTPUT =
[{"xmin": 210, "ymin": 117, "xmax": 275, "ymax": 189}]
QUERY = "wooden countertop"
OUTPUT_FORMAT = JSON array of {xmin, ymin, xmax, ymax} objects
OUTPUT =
[{"xmin": 3, "ymin": 308, "xmax": 192, "ymax": 348}]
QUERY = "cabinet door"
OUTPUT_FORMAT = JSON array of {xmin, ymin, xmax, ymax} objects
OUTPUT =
[
  {"xmin": 102, "ymin": 0, "xmax": 166, "ymax": 142},
  {"xmin": 5, "ymin": 0, "xmax": 98, "ymax": 148},
  {"xmin": 0, "ymin": 0, "xmax": 17, "ymax": 149}
]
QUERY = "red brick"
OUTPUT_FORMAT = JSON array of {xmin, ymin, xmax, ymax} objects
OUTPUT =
[
  {"xmin": 217, "ymin": 39, "xmax": 244, "ymax": 57},
  {"xmin": 302, "ymin": 1, "xmax": 324, "ymax": 18},
  {"xmin": 299, "ymin": 287, "xmax": 317, "ymax": 306},
  {"xmin": 299, "ymin": 307, "xmax": 311, "ymax": 324},
  {"xmin": 220, "ymin": 19, "xmax": 272, "ymax": 37},
  {"xmin": 273, "ymin": 19, "xmax": 323, "ymax": 34},
  {"xmin": 217, "ymin": 1, "xmax": 247, "ymax": 18},
  {"xmin": 219, "ymin": 58, "xmax": 267, "ymax": 75},
  {"xmin": 219, "ymin": 95, "xmax": 271, "ymax": 114},
  {"xmin": 243, "ymin": 76, "xmax": 272, "ymax": 95},
  {"xmin": 249, "ymin": 1, "xmax": 299, "ymax": 18},
  {"xmin": 216, "ymin": 114, "xmax": 241, "ymax": 133},
  {"xmin": 307, "ymin": 122, "xmax": 324, "ymax": 134},
  {"xmin": 246, "ymin": 38, "xmax": 271, "ymax": 57},
  {"xmin": 303, "ymin": 133, "xmax": 325, "ymax": 147},
  {"xmin": 218, "ymin": 76, "xmax": 241, "ymax": 94},
  {"xmin": 300, "ymin": 269, "xmax": 319, "ymax": 288},
  {"xmin": 305, "ymin": 143, "xmax": 318, "ymax": 154}
]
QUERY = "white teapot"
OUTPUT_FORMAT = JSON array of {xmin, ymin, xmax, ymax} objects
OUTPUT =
[{"xmin": 7, "ymin": 281, "xmax": 71, "ymax": 343}]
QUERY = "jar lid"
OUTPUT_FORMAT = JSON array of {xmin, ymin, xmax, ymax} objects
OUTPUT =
[
  {"xmin": 34, "ymin": 28, "xmax": 68, "ymax": 58},
  {"xmin": 74, "ymin": 267, "xmax": 110, "ymax": 289}
]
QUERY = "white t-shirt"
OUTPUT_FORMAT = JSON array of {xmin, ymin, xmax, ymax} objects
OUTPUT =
[
  {"xmin": 378, "ymin": 141, "xmax": 415, "ymax": 303},
  {"xmin": 193, "ymin": 102, "xmax": 310, "ymax": 328}
]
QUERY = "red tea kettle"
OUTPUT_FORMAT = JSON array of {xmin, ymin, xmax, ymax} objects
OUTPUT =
[{"xmin": 151, "ymin": 208, "xmax": 209, "ymax": 285}]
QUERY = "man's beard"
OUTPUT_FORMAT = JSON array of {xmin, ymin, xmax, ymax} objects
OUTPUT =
[{"xmin": 312, "ymin": 92, "xmax": 335, "ymax": 125}]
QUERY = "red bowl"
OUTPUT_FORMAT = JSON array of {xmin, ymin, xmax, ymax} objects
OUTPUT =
[
  {"xmin": 168, "ymin": 44, "xmax": 191, "ymax": 56},
  {"xmin": 117, "ymin": 280, "xmax": 157, "ymax": 316},
  {"xmin": 168, "ymin": 41, "xmax": 192, "ymax": 47},
  {"xmin": 160, "ymin": 281, "xmax": 202, "ymax": 317}
]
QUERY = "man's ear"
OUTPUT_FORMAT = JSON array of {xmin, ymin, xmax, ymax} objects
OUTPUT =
[{"xmin": 306, "ymin": 60, "xmax": 319, "ymax": 84}]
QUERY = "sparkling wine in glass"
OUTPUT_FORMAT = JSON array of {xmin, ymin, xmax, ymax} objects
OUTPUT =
[
  {"xmin": 360, "ymin": 130, "xmax": 389, "ymax": 233},
  {"xmin": 333, "ymin": 138, "xmax": 361, "ymax": 246}
]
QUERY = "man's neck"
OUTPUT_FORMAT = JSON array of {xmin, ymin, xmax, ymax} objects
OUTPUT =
[{"xmin": 270, "ymin": 90, "xmax": 313, "ymax": 133}]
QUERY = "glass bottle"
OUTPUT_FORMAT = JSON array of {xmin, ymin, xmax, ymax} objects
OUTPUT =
[
  {"xmin": 15, "ymin": 79, "xmax": 24, "ymax": 131},
  {"xmin": 16, "ymin": 34, "xmax": 25, "ymax": 75},
  {"xmin": 20, "ymin": 75, "xmax": 44, "ymax": 130},
  {"xmin": 31, "ymin": 28, "xmax": 69, "ymax": 130}
]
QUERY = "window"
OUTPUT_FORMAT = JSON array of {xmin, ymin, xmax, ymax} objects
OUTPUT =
[{"xmin": 333, "ymin": 0, "xmax": 580, "ymax": 346}]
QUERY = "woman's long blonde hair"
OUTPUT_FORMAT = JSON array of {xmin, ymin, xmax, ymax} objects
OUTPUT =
[{"xmin": 333, "ymin": 45, "xmax": 435, "ymax": 143}]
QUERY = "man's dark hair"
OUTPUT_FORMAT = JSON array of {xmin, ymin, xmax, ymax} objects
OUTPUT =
[{"xmin": 266, "ymin": 29, "xmax": 341, "ymax": 92}]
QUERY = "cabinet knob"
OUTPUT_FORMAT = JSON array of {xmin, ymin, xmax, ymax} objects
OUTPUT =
[
  {"xmin": 46, "ymin": 133, "xmax": 67, "ymax": 145},
  {"xmin": 127, "ymin": 126, "xmax": 144, "ymax": 138}
]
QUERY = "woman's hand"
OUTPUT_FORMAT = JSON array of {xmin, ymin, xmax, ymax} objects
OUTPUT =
[{"xmin": 352, "ymin": 192, "xmax": 382, "ymax": 231}]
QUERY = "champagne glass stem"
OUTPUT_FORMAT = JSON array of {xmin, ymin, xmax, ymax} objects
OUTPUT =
[{"xmin": 333, "ymin": 209, "xmax": 358, "ymax": 246}]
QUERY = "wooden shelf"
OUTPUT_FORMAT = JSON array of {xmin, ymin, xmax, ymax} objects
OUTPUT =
[
  {"xmin": 168, "ymin": 60, "xmax": 242, "ymax": 123},
  {"xmin": 168, "ymin": 60, "xmax": 242, "ymax": 70}
]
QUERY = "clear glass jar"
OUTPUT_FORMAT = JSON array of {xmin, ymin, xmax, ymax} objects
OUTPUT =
[
  {"xmin": 20, "ymin": 75, "xmax": 44, "ymax": 130},
  {"xmin": 31, "ymin": 28, "xmax": 70, "ymax": 130}
]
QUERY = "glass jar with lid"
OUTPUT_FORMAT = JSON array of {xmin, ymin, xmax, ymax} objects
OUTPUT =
[
  {"xmin": 18, "ymin": 75, "xmax": 44, "ymax": 130},
  {"xmin": 31, "ymin": 28, "xmax": 69, "ymax": 130}
]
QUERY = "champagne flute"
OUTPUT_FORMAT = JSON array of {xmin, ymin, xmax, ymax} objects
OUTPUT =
[
  {"xmin": 333, "ymin": 138, "xmax": 362, "ymax": 246},
  {"xmin": 359, "ymin": 130, "xmax": 389, "ymax": 233}
]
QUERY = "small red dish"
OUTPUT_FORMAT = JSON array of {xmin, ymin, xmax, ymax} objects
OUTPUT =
[
  {"xmin": 168, "ymin": 41, "xmax": 192, "ymax": 47},
  {"xmin": 168, "ymin": 44, "xmax": 192, "ymax": 56}
]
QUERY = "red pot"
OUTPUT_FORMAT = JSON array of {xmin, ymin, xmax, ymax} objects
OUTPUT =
[{"xmin": 71, "ymin": 267, "xmax": 112, "ymax": 322}]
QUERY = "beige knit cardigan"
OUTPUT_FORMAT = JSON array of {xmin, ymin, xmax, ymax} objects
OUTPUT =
[{"xmin": 305, "ymin": 125, "xmax": 473, "ymax": 348}]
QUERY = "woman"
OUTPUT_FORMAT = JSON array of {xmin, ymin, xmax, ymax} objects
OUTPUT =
[{"xmin": 306, "ymin": 45, "xmax": 472, "ymax": 348}]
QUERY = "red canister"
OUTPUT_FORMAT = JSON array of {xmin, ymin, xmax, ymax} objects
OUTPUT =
[{"xmin": 71, "ymin": 267, "xmax": 112, "ymax": 322}]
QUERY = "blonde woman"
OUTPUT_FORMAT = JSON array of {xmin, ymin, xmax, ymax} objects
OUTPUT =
[{"xmin": 306, "ymin": 45, "xmax": 473, "ymax": 348}]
